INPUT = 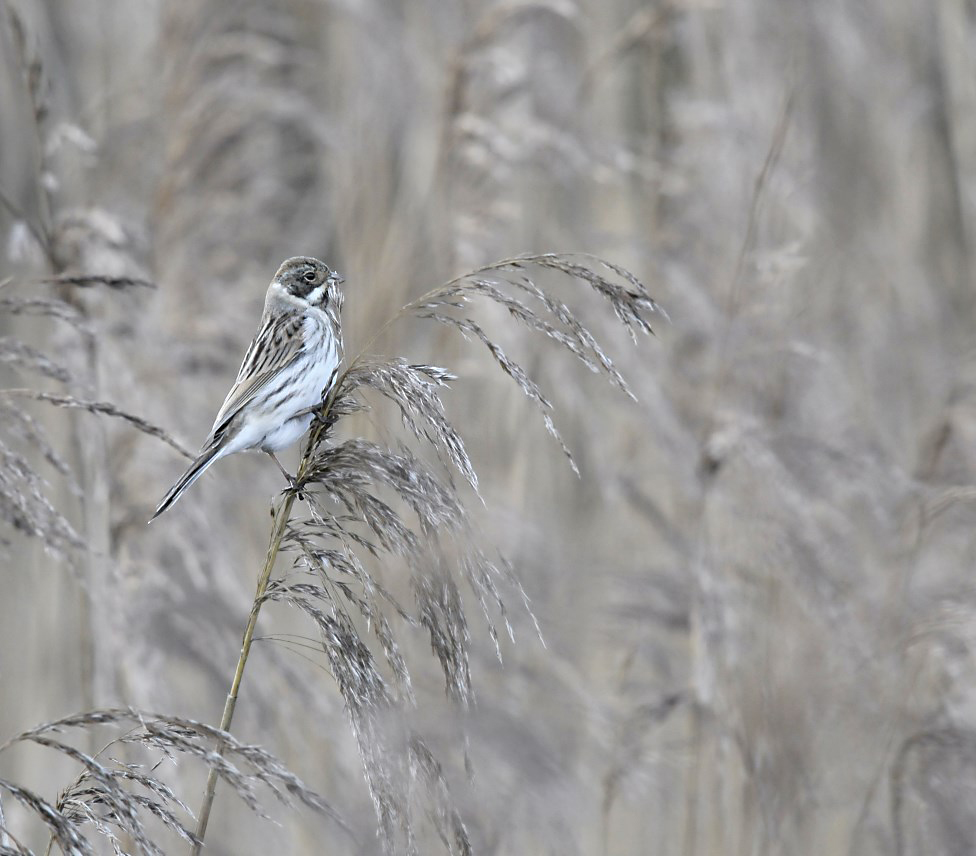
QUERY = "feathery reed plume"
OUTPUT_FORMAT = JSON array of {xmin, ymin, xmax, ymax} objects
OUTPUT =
[
  {"xmin": 1, "ymin": 0, "xmax": 53, "ymax": 250},
  {"xmin": 190, "ymin": 253, "xmax": 659, "ymax": 854},
  {"xmin": 0, "ymin": 708, "xmax": 346, "ymax": 856},
  {"xmin": 600, "ymin": 691, "xmax": 685, "ymax": 848},
  {"xmin": 0, "ymin": 391, "xmax": 192, "ymax": 460},
  {"xmin": 36, "ymin": 274, "xmax": 156, "ymax": 290},
  {"xmin": 0, "ymin": 2, "xmax": 167, "ymax": 585},
  {"xmin": 0, "ymin": 280, "xmax": 189, "ymax": 569},
  {"xmin": 0, "ymin": 282, "xmax": 85, "ymax": 564}
]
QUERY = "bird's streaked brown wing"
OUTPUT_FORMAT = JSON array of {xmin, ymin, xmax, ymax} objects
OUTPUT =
[{"xmin": 207, "ymin": 312, "xmax": 306, "ymax": 441}]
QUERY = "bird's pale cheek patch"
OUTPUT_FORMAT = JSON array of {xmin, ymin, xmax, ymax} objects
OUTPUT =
[{"xmin": 305, "ymin": 285, "xmax": 326, "ymax": 305}]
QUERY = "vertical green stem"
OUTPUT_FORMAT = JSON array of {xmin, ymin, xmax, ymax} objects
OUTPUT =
[
  {"xmin": 189, "ymin": 402, "xmax": 335, "ymax": 855},
  {"xmin": 189, "ymin": 489, "xmax": 297, "ymax": 854}
]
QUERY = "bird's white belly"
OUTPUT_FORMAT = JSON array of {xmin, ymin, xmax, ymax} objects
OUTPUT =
[
  {"xmin": 259, "ymin": 411, "xmax": 316, "ymax": 452},
  {"xmin": 257, "ymin": 338, "xmax": 338, "ymax": 452}
]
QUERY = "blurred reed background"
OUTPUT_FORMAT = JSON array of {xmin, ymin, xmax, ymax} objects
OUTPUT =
[{"xmin": 1, "ymin": 0, "xmax": 976, "ymax": 854}]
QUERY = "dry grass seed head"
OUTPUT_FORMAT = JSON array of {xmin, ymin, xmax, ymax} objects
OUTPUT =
[
  {"xmin": 266, "ymin": 253, "xmax": 656, "ymax": 848},
  {"xmin": 1, "ymin": 709, "xmax": 347, "ymax": 854}
]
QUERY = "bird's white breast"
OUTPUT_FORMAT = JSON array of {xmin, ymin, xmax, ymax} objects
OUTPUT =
[{"xmin": 256, "ymin": 312, "xmax": 339, "ymax": 452}]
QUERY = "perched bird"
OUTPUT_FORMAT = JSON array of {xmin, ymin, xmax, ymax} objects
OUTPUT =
[{"xmin": 151, "ymin": 256, "xmax": 344, "ymax": 521}]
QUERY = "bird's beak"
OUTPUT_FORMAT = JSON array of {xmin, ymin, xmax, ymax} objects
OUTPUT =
[{"xmin": 332, "ymin": 273, "xmax": 345, "ymax": 286}]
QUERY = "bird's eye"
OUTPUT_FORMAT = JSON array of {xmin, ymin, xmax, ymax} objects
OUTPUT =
[{"xmin": 302, "ymin": 271, "xmax": 316, "ymax": 283}]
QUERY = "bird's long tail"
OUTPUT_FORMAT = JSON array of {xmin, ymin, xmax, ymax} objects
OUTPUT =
[{"xmin": 149, "ymin": 445, "xmax": 224, "ymax": 522}]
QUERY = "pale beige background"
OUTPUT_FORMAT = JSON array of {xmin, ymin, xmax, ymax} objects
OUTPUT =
[{"xmin": 2, "ymin": 1, "xmax": 976, "ymax": 854}]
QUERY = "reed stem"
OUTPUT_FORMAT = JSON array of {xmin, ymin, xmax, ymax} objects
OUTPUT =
[
  {"xmin": 189, "ymin": 489, "xmax": 297, "ymax": 854},
  {"xmin": 189, "ymin": 408, "xmax": 336, "ymax": 854}
]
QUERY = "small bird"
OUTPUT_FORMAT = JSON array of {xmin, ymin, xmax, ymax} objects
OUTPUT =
[{"xmin": 151, "ymin": 256, "xmax": 344, "ymax": 521}]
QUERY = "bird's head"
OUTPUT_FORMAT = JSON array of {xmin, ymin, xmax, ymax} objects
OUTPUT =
[{"xmin": 273, "ymin": 256, "xmax": 344, "ymax": 310}]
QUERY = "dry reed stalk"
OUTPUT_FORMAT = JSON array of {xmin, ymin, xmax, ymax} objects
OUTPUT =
[{"xmin": 189, "ymin": 481, "xmax": 300, "ymax": 852}]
